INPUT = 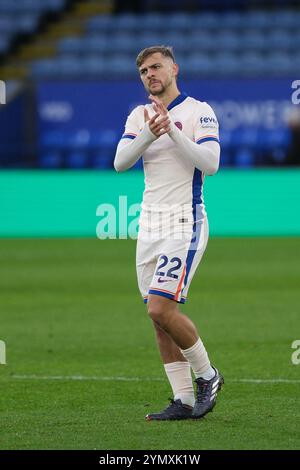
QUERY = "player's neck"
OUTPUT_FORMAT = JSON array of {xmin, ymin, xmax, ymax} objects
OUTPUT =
[{"xmin": 159, "ymin": 87, "xmax": 181, "ymax": 108}]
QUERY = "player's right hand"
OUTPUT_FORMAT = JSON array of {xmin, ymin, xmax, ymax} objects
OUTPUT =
[{"xmin": 144, "ymin": 107, "xmax": 171, "ymax": 138}]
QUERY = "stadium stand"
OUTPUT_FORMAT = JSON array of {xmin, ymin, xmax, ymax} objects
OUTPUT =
[
  {"xmin": 1, "ymin": 2, "xmax": 299, "ymax": 80},
  {"xmin": 0, "ymin": 0, "xmax": 67, "ymax": 59},
  {"xmin": 27, "ymin": 9, "xmax": 300, "ymax": 79}
]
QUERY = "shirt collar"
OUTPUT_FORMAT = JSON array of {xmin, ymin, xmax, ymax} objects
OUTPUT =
[{"xmin": 167, "ymin": 92, "xmax": 188, "ymax": 111}]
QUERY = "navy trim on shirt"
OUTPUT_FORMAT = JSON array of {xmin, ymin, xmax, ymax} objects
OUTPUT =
[
  {"xmin": 196, "ymin": 136, "xmax": 220, "ymax": 144},
  {"xmin": 167, "ymin": 92, "xmax": 188, "ymax": 111}
]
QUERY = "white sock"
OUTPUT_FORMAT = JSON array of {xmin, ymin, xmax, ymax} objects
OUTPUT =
[
  {"xmin": 164, "ymin": 361, "xmax": 195, "ymax": 407},
  {"xmin": 180, "ymin": 338, "xmax": 215, "ymax": 380}
]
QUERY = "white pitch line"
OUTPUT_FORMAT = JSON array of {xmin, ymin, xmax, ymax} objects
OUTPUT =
[
  {"xmin": 7, "ymin": 375, "xmax": 300, "ymax": 384},
  {"xmin": 230, "ymin": 378, "xmax": 300, "ymax": 384},
  {"xmin": 10, "ymin": 375, "xmax": 164, "ymax": 382}
]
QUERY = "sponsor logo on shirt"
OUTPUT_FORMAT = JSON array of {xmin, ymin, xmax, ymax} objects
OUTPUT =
[
  {"xmin": 175, "ymin": 121, "xmax": 183, "ymax": 130},
  {"xmin": 200, "ymin": 116, "xmax": 218, "ymax": 128}
]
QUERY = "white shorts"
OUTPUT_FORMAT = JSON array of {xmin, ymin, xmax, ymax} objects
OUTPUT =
[{"xmin": 136, "ymin": 217, "xmax": 209, "ymax": 304}]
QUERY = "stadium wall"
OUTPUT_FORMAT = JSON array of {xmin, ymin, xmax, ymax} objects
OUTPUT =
[
  {"xmin": 37, "ymin": 78, "xmax": 295, "ymax": 136},
  {"xmin": 1, "ymin": 169, "xmax": 299, "ymax": 237}
]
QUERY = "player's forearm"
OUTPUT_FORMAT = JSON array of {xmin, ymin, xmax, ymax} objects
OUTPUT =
[
  {"xmin": 168, "ymin": 122, "xmax": 220, "ymax": 175},
  {"xmin": 114, "ymin": 124, "xmax": 156, "ymax": 172}
]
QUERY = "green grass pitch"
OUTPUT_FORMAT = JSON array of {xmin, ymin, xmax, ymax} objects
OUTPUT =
[{"xmin": 0, "ymin": 237, "xmax": 299, "ymax": 450}]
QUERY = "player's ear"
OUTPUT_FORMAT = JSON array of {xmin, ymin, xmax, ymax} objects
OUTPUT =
[{"xmin": 173, "ymin": 62, "xmax": 179, "ymax": 78}]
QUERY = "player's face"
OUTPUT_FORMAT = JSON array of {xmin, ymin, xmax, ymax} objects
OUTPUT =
[{"xmin": 139, "ymin": 53, "xmax": 178, "ymax": 96}]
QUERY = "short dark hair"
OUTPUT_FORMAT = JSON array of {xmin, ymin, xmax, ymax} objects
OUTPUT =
[{"xmin": 136, "ymin": 45, "xmax": 176, "ymax": 68}]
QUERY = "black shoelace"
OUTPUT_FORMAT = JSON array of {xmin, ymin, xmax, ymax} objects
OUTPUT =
[{"xmin": 196, "ymin": 382, "xmax": 210, "ymax": 403}]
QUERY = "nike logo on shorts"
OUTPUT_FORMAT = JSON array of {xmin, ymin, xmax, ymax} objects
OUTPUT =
[{"xmin": 157, "ymin": 277, "xmax": 170, "ymax": 283}]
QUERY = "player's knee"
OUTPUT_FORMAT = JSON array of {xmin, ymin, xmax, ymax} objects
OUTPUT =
[
  {"xmin": 147, "ymin": 305, "xmax": 164, "ymax": 325},
  {"xmin": 147, "ymin": 296, "xmax": 175, "ymax": 326}
]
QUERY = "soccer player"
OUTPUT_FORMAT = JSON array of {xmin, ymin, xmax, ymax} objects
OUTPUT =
[{"xmin": 114, "ymin": 46, "xmax": 223, "ymax": 420}]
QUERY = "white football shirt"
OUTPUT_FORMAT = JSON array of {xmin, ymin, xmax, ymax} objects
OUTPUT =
[{"xmin": 120, "ymin": 93, "xmax": 219, "ymax": 229}]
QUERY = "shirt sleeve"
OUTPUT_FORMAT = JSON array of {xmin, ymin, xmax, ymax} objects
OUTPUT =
[
  {"xmin": 120, "ymin": 107, "xmax": 141, "ymax": 141},
  {"xmin": 193, "ymin": 102, "xmax": 220, "ymax": 145},
  {"xmin": 168, "ymin": 101, "xmax": 220, "ymax": 175},
  {"xmin": 114, "ymin": 106, "xmax": 157, "ymax": 172}
]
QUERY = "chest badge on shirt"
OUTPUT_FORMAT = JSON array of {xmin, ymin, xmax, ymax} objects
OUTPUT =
[{"xmin": 175, "ymin": 121, "xmax": 183, "ymax": 130}]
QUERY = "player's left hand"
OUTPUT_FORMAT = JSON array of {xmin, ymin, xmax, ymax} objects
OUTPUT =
[{"xmin": 149, "ymin": 95, "xmax": 168, "ymax": 116}]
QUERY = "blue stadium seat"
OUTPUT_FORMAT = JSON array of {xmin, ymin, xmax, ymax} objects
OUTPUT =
[
  {"xmin": 291, "ymin": 12, "xmax": 300, "ymax": 30},
  {"xmin": 18, "ymin": 15, "xmax": 40, "ymax": 33},
  {"xmin": 242, "ymin": 31, "xmax": 266, "ymax": 52},
  {"xmin": 138, "ymin": 32, "xmax": 165, "ymax": 50},
  {"xmin": 166, "ymin": 13, "xmax": 192, "ymax": 31},
  {"xmin": 214, "ymin": 53, "xmax": 240, "ymax": 76},
  {"xmin": 239, "ymin": 53, "xmax": 266, "ymax": 77},
  {"xmin": 239, "ymin": 11, "xmax": 271, "ymax": 30},
  {"xmin": 113, "ymin": 14, "xmax": 140, "ymax": 32},
  {"xmin": 175, "ymin": 55, "xmax": 189, "ymax": 76},
  {"xmin": 267, "ymin": 30, "xmax": 293, "ymax": 51},
  {"xmin": 83, "ymin": 56, "xmax": 106, "ymax": 78},
  {"xmin": 31, "ymin": 58, "xmax": 58, "ymax": 78},
  {"xmin": 0, "ymin": 35, "xmax": 9, "ymax": 54},
  {"xmin": 292, "ymin": 31, "xmax": 300, "ymax": 52},
  {"xmin": 138, "ymin": 13, "xmax": 166, "ymax": 32},
  {"xmin": 162, "ymin": 33, "xmax": 187, "ymax": 53},
  {"xmin": 189, "ymin": 33, "xmax": 217, "ymax": 52},
  {"xmin": 46, "ymin": 0, "xmax": 66, "ymax": 11},
  {"xmin": 293, "ymin": 52, "xmax": 300, "ymax": 70},
  {"xmin": 270, "ymin": 9, "xmax": 300, "ymax": 29},
  {"xmin": 172, "ymin": 50, "xmax": 185, "ymax": 65},
  {"xmin": 58, "ymin": 37, "xmax": 86, "ymax": 54},
  {"xmin": 219, "ymin": 12, "xmax": 243, "ymax": 30},
  {"xmin": 59, "ymin": 35, "xmax": 108, "ymax": 55},
  {"xmin": 0, "ymin": 14, "xmax": 40, "ymax": 34},
  {"xmin": 107, "ymin": 34, "xmax": 139, "ymax": 54},
  {"xmin": 185, "ymin": 54, "xmax": 216, "ymax": 76},
  {"xmin": 0, "ymin": 17, "xmax": 13, "ymax": 33},
  {"xmin": 192, "ymin": 13, "xmax": 220, "ymax": 31},
  {"xmin": 0, "ymin": 0, "xmax": 65, "ymax": 13},
  {"xmin": 216, "ymin": 32, "xmax": 240, "ymax": 52},
  {"xmin": 105, "ymin": 56, "xmax": 134, "ymax": 78},
  {"xmin": 32, "ymin": 56, "xmax": 107, "ymax": 79},
  {"xmin": 55, "ymin": 57, "xmax": 84, "ymax": 78},
  {"xmin": 86, "ymin": 15, "xmax": 114, "ymax": 33},
  {"xmin": 264, "ymin": 53, "xmax": 294, "ymax": 77},
  {"xmin": 85, "ymin": 35, "xmax": 108, "ymax": 53}
]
